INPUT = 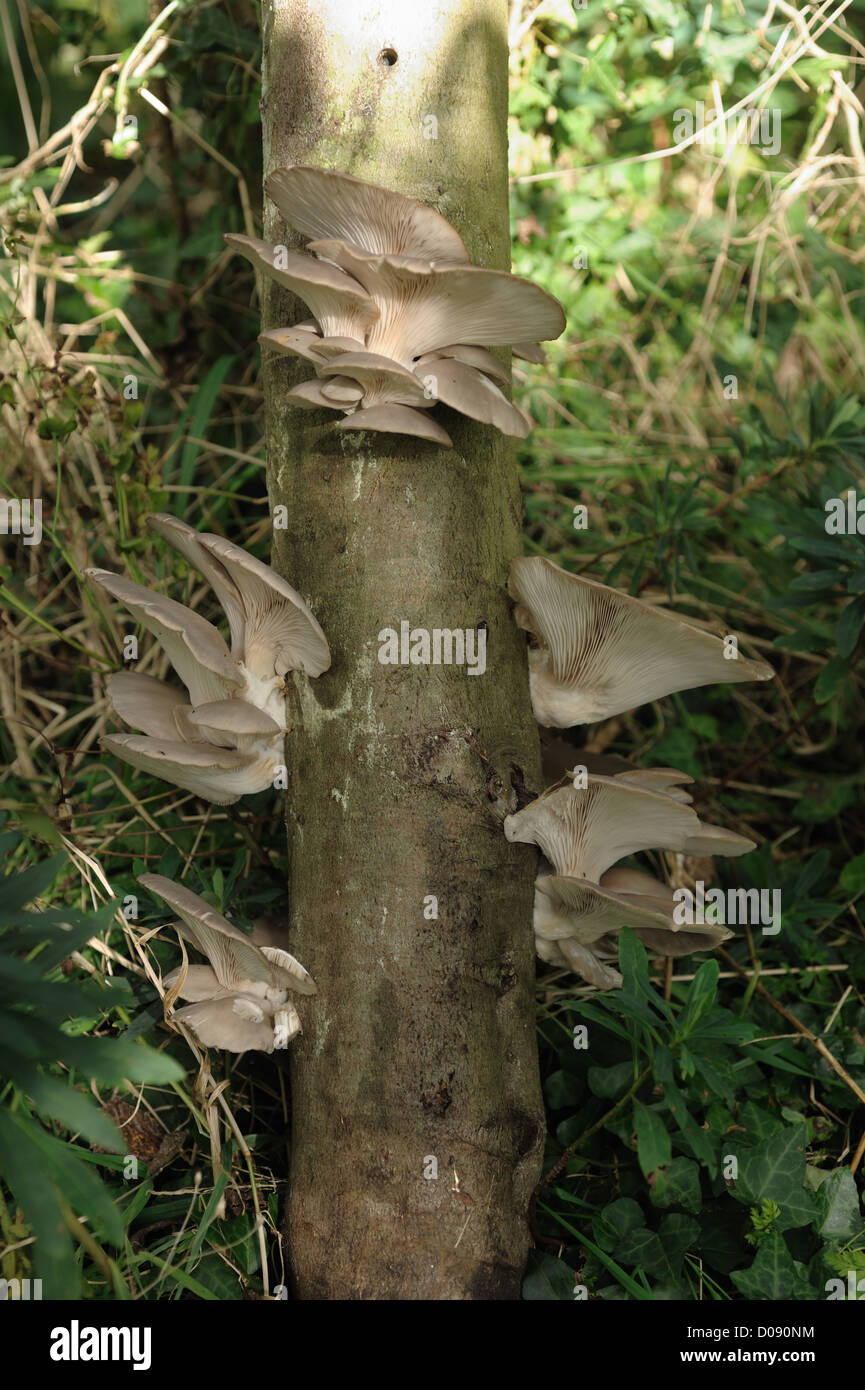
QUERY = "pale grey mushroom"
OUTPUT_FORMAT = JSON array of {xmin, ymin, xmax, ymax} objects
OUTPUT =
[
  {"xmin": 87, "ymin": 519, "xmax": 330, "ymax": 802},
  {"xmin": 504, "ymin": 773, "xmax": 706, "ymax": 882},
  {"xmin": 264, "ymin": 164, "xmax": 471, "ymax": 263},
  {"xmin": 141, "ymin": 873, "xmax": 315, "ymax": 1054},
  {"xmin": 509, "ymin": 556, "xmax": 774, "ymax": 727},
  {"xmin": 533, "ymin": 866, "xmax": 733, "ymax": 990},
  {"xmin": 102, "ymin": 734, "xmax": 282, "ymax": 805},
  {"xmin": 224, "ymin": 232, "xmax": 379, "ymax": 342},
  {"xmin": 338, "ymin": 402, "xmax": 453, "ymax": 446},
  {"xmin": 223, "ymin": 167, "xmax": 565, "ymax": 443}
]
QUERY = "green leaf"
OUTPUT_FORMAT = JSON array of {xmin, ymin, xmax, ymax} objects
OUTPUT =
[
  {"xmin": 0, "ymin": 1109, "xmax": 77, "ymax": 1296},
  {"xmin": 817, "ymin": 1168, "xmax": 863, "ymax": 1241},
  {"xmin": 730, "ymin": 1231, "xmax": 813, "ymax": 1300},
  {"xmin": 633, "ymin": 1100, "xmax": 672, "ymax": 1178},
  {"xmin": 522, "ymin": 1251, "xmax": 577, "ymax": 1300},
  {"xmin": 815, "ymin": 653, "xmax": 849, "ymax": 704},
  {"xmin": 617, "ymin": 1213, "xmax": 699, "ymax": 1280},
  {"xmin": 23, "ymin": 1072, "xmax": 123, "ymax": 1151},
  {"xmin": 544, "ymin": 1069, "xmax": 582, "ymax": 1109},
  {"xmin": 1, "ymin": 852, "xmax": 66, "ymax": 913},
  {"xmin": 840, "ymin": 852, "xmax": 865, "ymax": 898},
  {"xmin": 649, "ymin": 1156, "xmax": 702, "ymax": 1213},
  {"xmin": 836, "ymin": 595, "xmax": 865, "ymax": 657},
  {"xmin": 729, "ymin": 1123, "xmax": 818, "ymax": 1230},
  {"xmin": 677, "ymin": 959, "xmax": 719, "ymax": 1038}
]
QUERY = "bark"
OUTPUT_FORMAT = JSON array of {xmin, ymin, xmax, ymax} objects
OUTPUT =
[{"xmin": 260, "ymin": 0, "xmax": 544, "ymax": 1300}]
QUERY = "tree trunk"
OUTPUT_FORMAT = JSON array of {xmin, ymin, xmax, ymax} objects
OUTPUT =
[{"xmin": 260, "ymin": 0, "xmax": 544, "ymax": 1300}]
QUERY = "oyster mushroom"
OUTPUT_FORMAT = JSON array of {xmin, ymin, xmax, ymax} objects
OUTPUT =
[
  {"xmin": 141, "ymin": 873, "xmax": 316, "ymax": 1053},
  {"xmin": 509, "ymin": 556, "xmax": 774, "ymax": 727}
]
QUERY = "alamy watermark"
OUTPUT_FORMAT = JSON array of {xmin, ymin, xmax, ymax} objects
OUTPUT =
[
  {"xmin": 673, "ymin": 101, "xmax": 781, "ymax": 157},
  {"xmin": 0, "ymin": 498, "xmax": 42, "ymax": 545},
  {"xmin": 674, "ymin": 882, "xmax": 781, "ymax": 936},
  {"xmin": 377, "ymin": 622, "xmax": 487, "ymax": 675}
]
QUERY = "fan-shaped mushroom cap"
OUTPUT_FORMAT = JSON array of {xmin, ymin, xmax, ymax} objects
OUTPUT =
[
  {"xmin": 107, "ymin": 672, "xmax": 191, "ymax": 740},
  {"xmin": 535, "ymin": 874, "xmax": 671, "ymax": 947},
  {"xmin": 307, "ymin": 335, "xmax": 369, "ymax": 360},
  {"xmin": 611, "ymin": 767, "xmax": 694, "ymax": 804},
  {"xmin": 320, "ymin": 378, "xmax": 365, "ymax": 405},
  {"xmin": 319, "ymin": 351, "xmax": 430, "ymax": 408},
  {"xmin": 173, "ymin": 994, "xmax": 282, "ymax": 1053},
  {"xmin": 416, "ymin": 356, "xmax": 529, "ymax": 438},
  {"xmin": 504, "ymin": 773, "xmax": 702, "ymax": 882},
  {"xmin": 599, "ymin": 865, "xmax": 733, "ymax": 953},
  {"xmin": 264, "ymin": 165, "xmax": 470, "ymax": 264},
  {"xmin": 164, "ymin": 963, "xmax": 221, "ymax": 1002},
  {"xmin": 337, "ymin": 402, "xmax": 453, "ymax": 446},
  {"xmin": 193, "ymin": 531, "xmax": 331, "ymax": 682},
  {"xmin": 682, "ymin": 823, "xmax": 756, "ymax": 857},
  {"xmin": 286, "ymin": 377, "xmax": 350, "ymax": 410},
  {"xmin": 86, "ymin": 568, "xmax": 241, "ymax": 707},
  {"xmin": 306, "ymin": 239, "xmax": 566, "ymax": 363},
  {"xmin": 103, "ymin": 734, "xmax": 276, "ymax": 804},
  {"xmin": 224, "ymin": 232, "xmax": 379, "ymax": 341},
  {"xmin": 186, "ymin": 699, "xmax": 282, "ymax": 750},
  {"xmin": 509, "ymin": 557, "xmax": 775, "ymax": 727},
  {"xmin": 415, "ymin": 343, "xmax": 510, "ymax": 384},
  {"xmin": 258, "ymin": 325, "xmax": 328, "ymax": 363},
  {"xmin": 512, "ymin": 342, "xmax": 547, "ymax": 364},
  {"xmin": 145, "ymin": 513, "xmax": 247, "ymax": 656},
  {"xmin": 139, "ymin": 873, "xmax": 317, "ymax": 996}
]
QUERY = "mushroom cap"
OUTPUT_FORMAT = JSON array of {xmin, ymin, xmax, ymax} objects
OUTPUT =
[
  {"xmin": 512, "ymin": 342, "xmax": 547, "ymax": 364},
  {"xmin": 86, "ymin": 568, "xmax": 241, "ymax": 707},
  {"xmin": 264, "ymin": 164, "xmax": 470, "ymax": 264},
  {"xmin": 416, "ymin": 356, "xmax": 530, "ymax": 438},
  {"xmin": 286, "ymin": 377, "xmax": 350, "ymax": 410},
  {"xmin": 258, "ymin": 325, "xmax": 328, "ymax": 363},
  {"xmin": 415, "ymin": 343, "xmax": 510, "ymax": 384},
  {"xmin": 173, "ymin": 994, "xmax": 280, "ymax": 1053},
  {"xmin": 320, "ymin": 377, "xmax": 365, "ymax": 405},
  {"xmin": 509, "ymin": 556, "xmax": 775, "ymax": 727},
  {"xmin": 319, "ymin": 351, "xmax": 430, "ymax": 408},
  {"xmin": 682, "ymin": 823, "xmax": 756, "ymax": 857},
  {"xmin": 535, "ymin": 874, "xmax": 671, "ymax": 946},
  {"xmin": 164, "ymin": 963, "xmax": 222, "ymax": 1002},
  {"xmin": 306, "ymin": 239, "xmax": 565, "ymax": 363},
  {"xmin": 107, "ymin": 671, "xmax": 191, "ymax": 741},
  {"xmin": 187, "ymin": 699, "xmax": 282, "ymax": 749},
  {"xmin": 611, "ymin": 767, "xmax": 695, "ymax": 804},
  {"xmin": 139, "ymin": 873, "xmax": 317, "ymax": 996},
  {"xmin": 504, "ymin": 773, "xmax": 702, "ymax": 882},
  {"xmin": 224, "ymin": 232, "xmax": 379, "ymax": 341},
  {"xmin": 193, "ymin": 531, "xmax": 331, "ymax": 681},
  {"xmin": 307, "ymin": 335, "xmax": 369, "ymax": 360},
  {"xmin": 337, "ymin": 402, "xmax": 453, "ymax": 447},
  {"xmin": 146, "ymin": 513, "xmax": 247, "ymax": 657},
  {"xmin": 103, "ymin": 734, "xmax": 274, "ymax": 805},
  {"xmin": 599, "ymin": 866, "xmax": 733, "ymax": 953}
]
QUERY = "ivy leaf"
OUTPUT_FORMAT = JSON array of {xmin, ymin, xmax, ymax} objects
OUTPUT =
[
  {"xmin": 729, "ymin": 1123, "xmax": 818, "ymax": 1230},
  {"xmin": 817, "ymin": 1168, "xmax": 863, "ymax": 1241},
  {"xmin": 649, "ymin": 1156, "xmax": 702, "ymax": 1213},
  {"xmin": 730, "ymin": 1231, "xmax": 813, "ymax": 1300}
]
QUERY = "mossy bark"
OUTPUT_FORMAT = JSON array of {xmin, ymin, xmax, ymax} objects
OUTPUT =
[{"xmin": 260, "ymin": 0, "xmax": 544, "ymax": 1300}]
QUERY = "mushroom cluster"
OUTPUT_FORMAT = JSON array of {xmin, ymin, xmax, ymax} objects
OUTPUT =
[
  {"xmin": 86, "ymin": 514, "xmax": 329, "ymax": 804},
  {"xmin": 225, "ymin": 165, "xmax": 566, "ymax": 447},
  {"xmin": 141, "ymin": 873, "xmax": 316, "ymax": 1053},
  {"xmin": 507, "ymin": 556, "xmax": 773, "ymax": 988}
]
